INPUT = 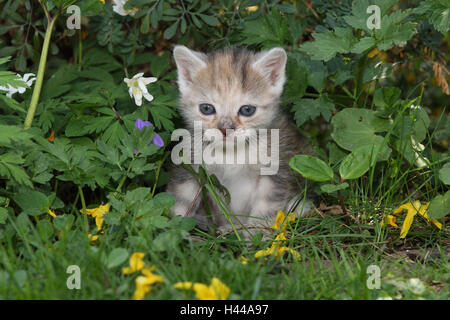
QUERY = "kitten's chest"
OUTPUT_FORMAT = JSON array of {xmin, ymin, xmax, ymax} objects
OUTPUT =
[{"xmin": 207, "ymin": 163, "xmax": 260, "ymax": 214}]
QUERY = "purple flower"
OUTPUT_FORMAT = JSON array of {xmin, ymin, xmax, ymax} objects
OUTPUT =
[
  {"xmin": 134, "ymin": 118, "xmax": 164, "ymax": 154},
  {"xmin": 135, "ymin": 118, "xmax": 152, "ymax": 130}
]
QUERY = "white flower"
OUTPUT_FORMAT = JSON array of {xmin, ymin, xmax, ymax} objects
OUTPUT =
[
  {"xmin": 124, "ymin": 73, "xmax": 157, "ymax": 106},
  {"xmin": 0, "ymin": 73, "xmax": 36, "ymax": 98},
  {"xmin": 112, "ymin": 0, "xmax": 138, "ymax": 16},
  {"xmin": 406, "ymin": 278, "xmax": 426, "ymax": 295}
]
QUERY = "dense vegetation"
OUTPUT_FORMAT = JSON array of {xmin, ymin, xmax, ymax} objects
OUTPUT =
[{"xmin": 0, "ymin": 0, "xmax": 448, "ymax": 299}]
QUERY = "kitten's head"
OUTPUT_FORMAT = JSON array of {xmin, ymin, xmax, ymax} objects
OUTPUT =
[{"xmin": 173, "ymin": 46, "xmax": 287, "ymax": 141}]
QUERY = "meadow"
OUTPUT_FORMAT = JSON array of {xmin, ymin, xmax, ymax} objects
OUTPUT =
[{"xmin": 0, "ymin": 0, "xmax": 448, "ymax": 300}]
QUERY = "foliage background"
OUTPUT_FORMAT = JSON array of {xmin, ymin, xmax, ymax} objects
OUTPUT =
[{"xmin": 0, "ymin": 0, "xmax": 448, "ymax": 299}]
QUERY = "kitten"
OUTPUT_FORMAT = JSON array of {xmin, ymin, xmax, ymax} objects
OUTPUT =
[{"xmin": 166, "ymin": 45, "xmax": 313, "ymax": 235}]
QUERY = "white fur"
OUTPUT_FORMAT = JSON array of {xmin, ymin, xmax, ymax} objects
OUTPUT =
[{"xmin": 173, "ymin": 45, "xmax": 207, "ymax": 94}]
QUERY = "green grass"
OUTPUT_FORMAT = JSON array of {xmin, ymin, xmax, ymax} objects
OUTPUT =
[
  {"xmin": 0, "ymin": 191, "xmax": 448, "ymax": 299},
  {"xmin": 0, "ymin": 120, "xmax": 448, "ymax": 300}
]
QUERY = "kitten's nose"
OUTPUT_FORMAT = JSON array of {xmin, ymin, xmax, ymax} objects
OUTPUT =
[
  {"xmin": 219, "ymin": 127, "xmax": 235, "ymax": 136},
  {"xmin": 218, "ymin": 117, "xmax": 236, "ymax": 136}
]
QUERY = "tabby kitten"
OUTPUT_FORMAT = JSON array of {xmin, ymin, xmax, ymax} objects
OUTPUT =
[{"xmin": 167, "ymin": 45, "xmax": 312, "ymax": 234}]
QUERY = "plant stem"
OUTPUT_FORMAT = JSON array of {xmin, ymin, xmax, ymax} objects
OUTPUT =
[
  {"xmin": 151, "ymin": 152, "xmax": 169, "ymax": 198},
  {"xmin": 78, "ymin": 185, "xmax": 89, "ymax": 231},
  {"xmin": 116, "ymin": 157, "xmax": 135, "ymax": 193},
  {"xmin": 24, "ymin": 15, "xmax": 58, "ymax": 129},
  {"xmin": 116, "ymin": 175, "xmax": 128, "ymax": 193},
  {"xmin": 78, "ymin": 28, "xmax": 82, "ymax": 71},
  {"xmin": 335, "ymin": 178, "xmax": 350, "ymax": 225}
]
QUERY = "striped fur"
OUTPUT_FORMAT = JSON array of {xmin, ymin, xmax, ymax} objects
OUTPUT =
[{"xmin": 167, "ymin": 46, "xmax": 312, "ymax": 235}]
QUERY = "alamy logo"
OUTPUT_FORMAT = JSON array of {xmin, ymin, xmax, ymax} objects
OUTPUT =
[
  {"xmin": 66, "ymin": 265, "xmax": 81, "ymax": 290},
  {"xmin": 66, "ymin": 5, "xmax": 81, "ymax": 30},
  {"xmin": 366, "ymin": 265, "xmax": 381, "ymax": 289},
  {"xmin": 366, "ymin": 5, "xmax": 381, "ymax": 30},
  {"xmin": 171, "ymin": 121, "xmax": 279, "ymax": 175}
]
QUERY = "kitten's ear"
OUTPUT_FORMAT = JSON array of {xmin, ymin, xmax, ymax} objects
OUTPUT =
[
  {"xmin": 173, "ymin": 45, "xmax": 207, "ymax": 93},
  {"xmin": 252, "ymin": 47, "xmax": 287, "ymax": 94}
]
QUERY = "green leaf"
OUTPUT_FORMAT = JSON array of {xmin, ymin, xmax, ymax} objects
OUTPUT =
[
  {"xmin": 153, "ymin": 192, "xmax": 175, "ymax": 209},
  {"xmin": 417, "ymin": 0, "xmax": 450, "ymax": 34},
  {"xmin": 140, "ymin": 13, "xmax": 150, "ymax": 34},
  {"xmin": 0, "ymin": 154, "xmax": 33, "ymax": 187},
  {"xmin": 278, "ymin": 3, "xmax": 296, "ymax": 13},
  {"xmin": 373, "ymin": 87, "xmax": 401, "ymax": 110},
  {"xmin": 65, "ymin": 115, "xmax": 114, "ymax": 137},
  {"xmin": 299, "ymin": 27, "xmax": 356, "ymax": 61},
  {"xmin": 351, "ymin": 37, "xmax": 376, "ymax": 54},
  {"xmin": 198, "ymin": 14, "xmax": 219, "ymax": 26},
  {"xmin": 328, "ymin": 142, "xmax": 347, "ymax": 165},
  {"xmin": 0, "ymin": 207, "xmax": 8, "ymax": 224},
  {"xmin": 429, "ymin": 2, "xmax": 450, "ymax": 34},
  {"xmin": 343, "ymin": 0, "xmax": 372, "ymax": 32},
  {"xmin": 291, "ymin": 96, "xmax": 335, "ymax": 127},
  {"xmin": 102, "ymin": 121, "xmax": 127, "ymax": 146},
  {"xmin": 375, "ymin": 10, "xmax": 417, "ymax": 51},
  {"xmin": 411, "ymin": 106, "xmax": 430, "ymax": 142},
  {"xmin": 320, "ymin": 183, "xmax": 349, "ymax": 193},
  {"xmin": 240, "ymin": 9, "xmax": 289, "ymax": 48},
  {"xmin": 152, "ymin": 230, "xmax": 183, "ymax": 252},
  {"xmin": 438, "ymin": 162, "xmax": 450, "ymax": 185},
  {"xmin": 163, "ymin": 20, "xmax": 179, "ymax": 39},
  {"xmin": 339, "ymin": 146, "xmax": 376, "ymax": 180},
  {"xmin": 289, "ymin": 155, "xmax": 334, "ymax": 182},
  {"xmin": 427, "ymin": 191, "xmax": 450, "ymax": 219},
  {"xmin": 0, "ymin": 125, "xmax": 32, "ymax": 145},
  {"xmin": 0, "ymin": 71, "xmax": 25, "ymax": 89},
  {"xmin": 331, "ymin": 108, "xmax": 391, "ymax": 151},
  {"xmin": 125, "ymin": 187, "xmax": 151, "ymax": 205},
  {"xmin": 53, "ymin": 214, "xmax": 75, "ymax": 232},
  {"xmin": 107, "ymin": 248, "xmax": 129, "ymax": 269},
  {"xmin": 170, "ymin": 216, "xmax": 197, "ymax": 231},
  {"xmin": 14, "ymin": 190, "xmax": 50, "ymax": 216},
  {"xmin": 343, "ymin": 0, "xmax": 398, "ymax": 32},
  {"xmin": 307, "ymin": 62, "xmax": 328, "ymax": 92},
  {"xmin": 77, "ymin": 0, "xmax": 104, "ymax": 16},
  {"xmin": 282, "ymin": 56, "xmax": 308, "ymax": 103}
]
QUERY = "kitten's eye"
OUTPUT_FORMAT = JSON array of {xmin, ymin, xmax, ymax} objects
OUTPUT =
[
  {"xmin": 239, "ymin": 105, "xmax": 256, "ymax": 116},
  {"xmin": 199, "ymin": 103, "xmax": 216, "ymax": 115}
]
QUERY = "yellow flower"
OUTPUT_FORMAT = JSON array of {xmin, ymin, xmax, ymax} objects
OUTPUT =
[
  {"xmin": 218, "ymin": 9, "xmax": 224, "ymax": 15},
  {"xmin": 173, "ymin": 281, "xmax": 194, "ymax": 290},
  {"xmin": 380, "ymin": 215, "xmax": 399, "ymax": 228},
  {"xmin": 122, "ymin": 252, "xmax": 146, "ymax": 274},
  {"xmin": 239, "ymin": 256, "xmax": 248, "ymax": 265},
  {"xmin": 393, "ymin": 201, "xmax": 442, "ymax": 239},
  {"xmin": 246, "ymin": 5, "xmax": 259, "ymax": 12},
  {"xmin": 192, "ymin": 283, "xmax": 216, "ymax": 300},
  {"xmin": 255, "ymin": 246, "xmax": 301, "ymax": 260},
  {"xmin": 132, "ymin": 267, "xmax": 164, "ymax": 300},
  {"xmin": 87, "ymin": 232, "xmax": 99, "ymax": 242},
  {"xmin": 47, "ymin": 209, "xmax": 56, "ymax": 218},
  {"xmin": 80, "ymin": 203, "xmax": 110, "ymax": 231},
  {"xmin": 255, "ymin": 232, "xmax": 301, "ymax": 260},
  {"xmin": 173, "ymin": 277, "xmax": 230, "ymax": 300},
  {"xmin": 272, "ymin": 211, "xmax": 296, "ymax": 231},
  {"xmin": 207, "ymin": 277, "xmax": 230, "ymax": 300},
  {"xmin": 368, "ymin": 48, "xmax": 388, "ymax": 62}
]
